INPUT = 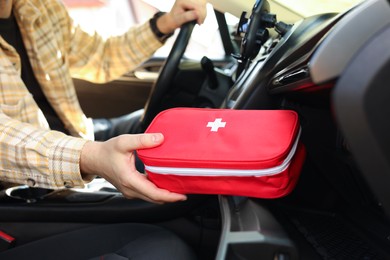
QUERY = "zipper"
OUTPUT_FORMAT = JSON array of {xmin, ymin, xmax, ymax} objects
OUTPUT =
[{"xmin": 144, "ymin": 128, "xmax": 301, "ymax": 177}]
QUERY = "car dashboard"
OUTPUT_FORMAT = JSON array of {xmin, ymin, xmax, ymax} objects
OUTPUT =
[{"xmin": 216, "ymin": 0, "xmax": 390, "ymax": 259}]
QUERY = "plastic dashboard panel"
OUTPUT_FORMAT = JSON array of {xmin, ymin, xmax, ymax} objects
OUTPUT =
[
  {"xmin": 216, "ymin": 196, "xmax": 298, "ymax": 260},
  {"xmin": 332, "ymin": 24, "xmax": 390, "ymax": 218},
  {"xmin": 223, "ymin": 12, "xmax": 340, "ymax": 110},
  {"xmin": 310, "ymin": 0, "xmax": 390, "ymax": 85}
]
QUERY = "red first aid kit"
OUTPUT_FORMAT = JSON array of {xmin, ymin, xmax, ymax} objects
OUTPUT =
[{"xmin": 137, "ymin": 108, "xmax": 306, "ymax": 198}]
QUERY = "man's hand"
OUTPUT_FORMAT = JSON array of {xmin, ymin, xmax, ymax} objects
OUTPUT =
[
  {"xmin": 157, "ymin": 0, "xmax": 207, "ymax": 35},
  {"xmin": 80, "ymin": 133, "xmax": 187, "ymax": 204}
]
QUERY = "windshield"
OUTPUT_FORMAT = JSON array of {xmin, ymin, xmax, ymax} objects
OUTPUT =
[{"xmin": 274, "ymin": 0, "xmax": 363, "ymax": 17}]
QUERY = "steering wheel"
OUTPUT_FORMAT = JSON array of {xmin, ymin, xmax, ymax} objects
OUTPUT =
[{"xmin": 141, "ymin": 21, "xmax": 196, "ymax": 130}]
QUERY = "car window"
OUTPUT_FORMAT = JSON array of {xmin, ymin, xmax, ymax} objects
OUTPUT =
[
  {"xmin": 62, "ymin": 0, "xmax": 231, "ymax": 60},
  {"xmin": 62, "ymin": 0, "xmax": 148, "ymax": 37}
]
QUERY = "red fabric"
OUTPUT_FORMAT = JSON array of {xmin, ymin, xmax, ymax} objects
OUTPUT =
[
  {"xmin": 0, "ymin": 230, "xmax": 15, "ymax": 243},
  {"xmin": 138, "ymin": 108, "xmax": 306, "ymax": 198},
  {"xmin": 139, "ymin": 108, "xmax": 300, "ymax": 169},
  {"xmin": 146, "ymin": 143, "xmax": 305, "ymax": 198}
]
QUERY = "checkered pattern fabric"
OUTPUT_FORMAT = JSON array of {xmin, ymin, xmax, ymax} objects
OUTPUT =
[{"xmin": 0, "ymin": 0, "xmax": 163, "ymax": 189}]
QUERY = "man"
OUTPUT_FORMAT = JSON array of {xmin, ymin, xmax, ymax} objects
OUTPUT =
[
  {"xmin": 0, "ymin": 0, "xmax": 207, "ymax": 204},
  {"xmin": 0, "ymin": 0, "xmax": 207, "ymax": 259}
]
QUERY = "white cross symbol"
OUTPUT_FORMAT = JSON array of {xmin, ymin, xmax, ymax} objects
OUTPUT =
[{"xmin": 207, "ymin": 118, "xmax": 226, "ymax": 132}]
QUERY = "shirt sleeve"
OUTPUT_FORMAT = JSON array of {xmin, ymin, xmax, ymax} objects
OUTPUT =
[
  {"xmin": 0, "ymin": 113, "xmax": 88, "ymax": 189},
  {"xmin": 66, "ymin": 14, "xmax": 164, "ymax": 83}
]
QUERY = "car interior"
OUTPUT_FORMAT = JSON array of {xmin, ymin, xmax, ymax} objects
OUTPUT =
[{"xmin": 1, "ymin": 0, "xmax": 390, "ymax": 259}]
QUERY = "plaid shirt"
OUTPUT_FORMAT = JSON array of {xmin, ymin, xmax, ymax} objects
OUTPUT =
[{"xmin": 0, "ymin": 0, "xmax": 163, "ymax": 189}]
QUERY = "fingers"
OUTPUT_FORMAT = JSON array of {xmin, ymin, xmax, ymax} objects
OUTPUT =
[
  {"xmin": 184, "ymin": 1, "xmax": 207, "ymax": 24},
  {"xmin": 121, "ymin": 170, "xmax": 187, "ymax": 204},
  {"xmin": 98, "ymin": 133, "xmax": 187, "ymax": 204},
  {"xmin": 115, "ymin": 133, "xmax": 164, "ymax": 152},
  {"xmin": 137, "ymin": 133, "xmax": 164, "ymax": 149},
  {"xmin": 156, "ymin": 0, "xmax": 207, "ymax": 34},
  {"xmin": 171, "ymin": 0, "xmax": 207, "ymax": 26},
  {"xmin": 175, "ymin": 10, "xmax": 202, "ymax": 26}
]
